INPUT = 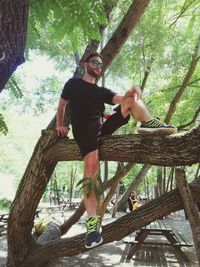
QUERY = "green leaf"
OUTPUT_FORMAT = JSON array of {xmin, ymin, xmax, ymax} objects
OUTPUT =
[
  {"xmin": 76, "ymin": 177, "xmax": 92, "ymax": 188},
  {"xmin": 86, "ymin": 183, "xmax": 92, "ymax": 198},
  {"xmin": 93, "ymin": 183, "xmax": 100, "ymax": 201},
  {"xmin": 6, "ymin": 77, "xmax": 23, "ymax": 99},
  {"xmin": 0, "ymin": 113, "xmax": 8, "ymax": 135}
]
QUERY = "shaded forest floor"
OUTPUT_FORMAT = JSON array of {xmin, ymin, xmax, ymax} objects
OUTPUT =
[{"xmin": 0, "ymin": 210, "xmax": 198, "ymax": 267}]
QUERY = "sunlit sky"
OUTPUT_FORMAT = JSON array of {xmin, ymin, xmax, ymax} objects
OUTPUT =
[{"xmin": 14, "ymin": 50, "xmax": 72, "ymax": 92}]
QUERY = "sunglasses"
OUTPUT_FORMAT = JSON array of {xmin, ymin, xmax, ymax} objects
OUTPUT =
[{"xmin": 88, "ymin": 60, "xmax": 104, "ymax": 69}]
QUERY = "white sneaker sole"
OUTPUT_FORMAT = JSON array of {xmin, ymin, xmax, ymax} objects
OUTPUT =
[
  {"xmin": 137, "ymin": 128, "xmax": 177, "ymax": 136},
  {"xmin": 85, "ymin": 237, "xmax": 103, "ymax": 249}
]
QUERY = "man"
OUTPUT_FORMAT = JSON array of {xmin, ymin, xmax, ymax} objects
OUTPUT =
[{"xmin": 56, "ymin": 52, "xmax": 176, "ymax": 249}]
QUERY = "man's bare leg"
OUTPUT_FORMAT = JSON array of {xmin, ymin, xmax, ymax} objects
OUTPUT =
[
  {"xmin": 121, "ymin": 93, "xmax": 152, "ymax": 120},
  {"xmin": 120, "ymin": 93, "xmax": 177, "ymax": 135},
  {"xmin": 83, "ymin": 149, "xmax": 99, "ymax": 217},
  {"xmin": 83, "ymin": 149, "xmax": 103, "ymax": 248}
]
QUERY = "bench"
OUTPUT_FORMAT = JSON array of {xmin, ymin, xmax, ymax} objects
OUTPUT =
[
  {"xmin": 171, "ymin": 230, "xmax": 193, "ymax": 248},
  {"xmin": 62, "ymin": 201, "xmax": 81, "ymax": 209},
  {"xmin": 124, "ymin": 219, "xmax": 192, "ymax": 262},
  {"xmin": 0, "ymin": 222, "xmax": 7, "ymax": 236},
  {"xmin": 0, "ymin": 212, "xmax": 41, "ymax": 236},
  {"xmin": 37, "ymin": 205, "xmax": 66, "ymax": 214},
  {"xmin": 0, "ymin": 214, "xmax": 9, "ymax": 236}
]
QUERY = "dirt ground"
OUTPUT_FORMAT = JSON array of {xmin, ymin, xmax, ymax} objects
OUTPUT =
[{"xmin": 0, "ymin": 210, "xmax": 198, "ymax": 267}]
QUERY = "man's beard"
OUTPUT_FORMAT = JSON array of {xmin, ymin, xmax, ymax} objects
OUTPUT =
[{"xmin": 87, "ymin": 67, "xmax": 99, "ymax": 78}]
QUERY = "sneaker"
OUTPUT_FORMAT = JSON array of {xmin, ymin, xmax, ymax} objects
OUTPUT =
[
  {"xmin": 137, "ymin": 117, "xmax": 177, "ymax": 135},
  {"xmin": 85, "ymin": 216, "xmax": 103, "ymax": 248}
]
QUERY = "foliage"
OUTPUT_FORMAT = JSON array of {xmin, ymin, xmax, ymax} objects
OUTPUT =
[
  {"xmin": 0, "ymin": 113, "xmax": 8, "ymax": 135},
  {"xmin": 0, "ymin": 197, "xmax": 12, "ymax": 210},
  {"xmin": 34, "ymin": 219, "xmax": 48, "ymax": 235},
  {"xmin": 107, "ymin": 0, "xmax": 200, "ymax": 127},
  {"xmin": 0, "ymin": 109, "xmax": 54, "ymax": 191},
  {"xmin": 5, "ymin": 77, "xmax": 23, "ymax": 99},
  {"xmin": 27, "ymin": 0, "xmax": 110, "ymax": 59},
  {"xmin": 1, "ymin": 0, "xmax": 200, "ymax": 198}
]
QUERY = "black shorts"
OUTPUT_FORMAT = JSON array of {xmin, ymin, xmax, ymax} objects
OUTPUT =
[{"xmin": 72, "ymin": 106, "xmax": 130, "ymax": 157}]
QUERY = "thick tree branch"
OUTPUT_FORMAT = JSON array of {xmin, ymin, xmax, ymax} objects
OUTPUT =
[
  {"xmin": 21, "ymin": 178, "xmax": 200, "ymax": 267},
  {"xmin": 43, "ymin": 124, "xmax": 200, "ymax": 166}
]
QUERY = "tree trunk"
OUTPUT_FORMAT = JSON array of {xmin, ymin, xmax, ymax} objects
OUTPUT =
[
  {"xmin": 0, "ymin": 0, "xmax": 29, "ymax": 92},
  {"xmin": 157, "ymin": 167, "xmax": 163, "ymax": 196},
  {"xmin": 112, "ymin": 183, "xmax": 120, "ymax": 218},
  {"xmin": 195, "ymin": 164, "xmax": 200, "ymax": 179},
  {"xmin": 175, "ymin": 169, "xmax": 200, "ymax": 264},
  {"xmin": 166, "ymin": 167, "xmax": 174, "ymax": 192},
  {"xmin": 53, "ymin": 174, "xmax": 60, "ymax": 206},
  {"xmin": 104, "ymin": 161, "xmax": 109, "ymax": 182}
]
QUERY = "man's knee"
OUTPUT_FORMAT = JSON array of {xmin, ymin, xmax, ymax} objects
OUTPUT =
[
  {"xmin": 84, "ymin": 151, "xmax": 99, "ymax": 176},
  {"xmin": 121, "ymin": 97, "xmax": 133, "ymax": 118},
  {"xmin": 85, "ymin": 159, "xmax": 98, "ymax": 173}
]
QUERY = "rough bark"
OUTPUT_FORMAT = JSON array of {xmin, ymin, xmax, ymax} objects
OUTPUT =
[
  {"xmin": 175, "ymin": 169, "xmax": 200, "ymax": 264},
  {"xmin": 43, "ymin": 124, "xmax": 200, "ymax": 165},
  {"xmin": 0, "ymin": 0, "xmax": 29, "ymax": 92},
  {"xmin": 20, "ymin": 177, "xmax": 200, "ymax": 267}
]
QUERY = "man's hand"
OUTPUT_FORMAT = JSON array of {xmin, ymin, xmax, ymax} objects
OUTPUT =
[
  {"xmin": 56, "ymin": 126, "xmax": 69, "ymax": 137},
  {"xmin": 125, "ymin": 86, "xmax": 143, "ymax": 100}
]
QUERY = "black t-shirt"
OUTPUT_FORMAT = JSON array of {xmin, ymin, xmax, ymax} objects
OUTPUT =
[{"xmin": 61, "ymin": 78, "xmax": 117, "ymax": 125}]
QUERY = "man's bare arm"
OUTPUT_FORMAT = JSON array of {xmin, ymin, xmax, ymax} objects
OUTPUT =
[{"xmin": 56, "ymin": 97, "xmax": 69, "ymax": 137}]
